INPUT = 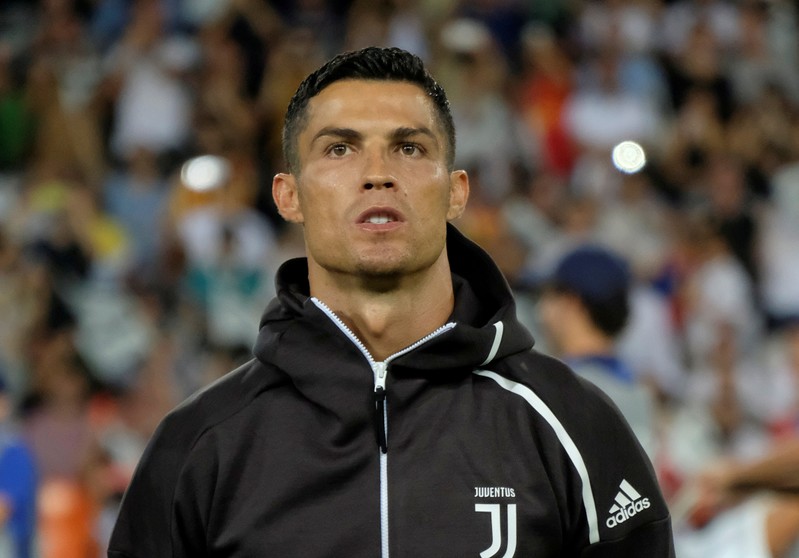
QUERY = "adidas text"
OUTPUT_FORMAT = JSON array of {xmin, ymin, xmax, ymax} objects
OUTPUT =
[
  {"xmin": 606, "ymin": 498, "xmax": 650, "ymax": 528},
  {"xmin": 606, "ymin": 479, "xmax": 650, "ymax": 528}
]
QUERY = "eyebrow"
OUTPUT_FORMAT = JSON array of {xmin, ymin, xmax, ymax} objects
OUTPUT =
[
  {"xmin": 311, "ymin": 127, "xmax": 363, "ymax": 144},
  {"xmin": 389, "ymin": 126, "xmax": 438, "ymax": 145},
  {"xmin": 310, "ymin": 126, "xmax": 439, "ymax": 146}
]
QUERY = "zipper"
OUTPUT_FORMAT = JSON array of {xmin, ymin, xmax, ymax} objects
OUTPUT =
[
  {"xmin": 374, "ymin": 362, "xmax": 388, "ymax": 453},
  {"xmin": 311, "ymin": 297, "xmax": 455, "ymax": 558}
]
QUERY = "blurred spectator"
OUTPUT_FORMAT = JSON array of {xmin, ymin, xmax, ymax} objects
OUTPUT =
[
  {"xmin": 20, "ymin": 327, "xmax": 105, "ymax": 558},
  {"xmin": 341, "ymin": 0, "xmax": 428, "ymax": 59},
  {"xmin": 0, "ymin": 372, "xmax": 37, "ymax": 558},
  {"xmin": 274, "ymin": 0, "xmax": 345, "ymax": 58},
  {"xmin": 257, "ymin": 28, "xmax": 325, "ymax": 175},
  {"xmin": 384, "ymin": 0, "xmax": 429, "ymax": 60},
  {"xmin": 436, "ymin": 18, "xmax": 535, "ymax": 203},
  {"xmin": 22, "ymin": 348, "xmax": 94, "ymax": 482},
  {"xmin": 184, "ymin": 224, "xmax": 274, "ymax": 349},
  {"xmin": 456, "ymin": 0, "xmax": 528, "ymax": 67},
  {"xmin": 536, "ymin": 244, "xmax": 658, "ymax": 457},
  {"xmin": 660, "ymin": 85, "xmax": 727, "ymax": 201},
  {"xmin": 674, "ymin": 212, "xmax": 762, "ymax": 370},
  {"xmin": 595, "ymin": 171, "xmax": 686, "ymax": 401},
  {"xmin": 0, "ymin": 226, "xmax": 27, "ymax": 396},
  {"xmin": 102, "ymin": 146, "xmax": 168, "ymax": 282},
  {"xmin": 664, "ymin": 16, "xmax": 736, "ymax": 126},
  {"xmin": 342, "ymin": 0, "xmax": 393, "ymax": 52},
  {"xmin": 618, "ymin": 277, "xmax": 687, "ymax": 402},
  {"xmin": 515, "ymin": 23, "xmax": 576, "ymax": 177},
  {"xmin": 168, "ymin": 177, "xmax": 275, "ymax": 272},
  {"xmin": 665, "ymin": 322, "xmax": 799, "ymax": 558},
  {"xmin": 26, "ymin": 3, "xmax": 106, "ymax": 187},
  {"xmin": 725, "ymin": 84, "xmax": 796, "ymax": 199},
  {"xmin": 762, "ymin": 319, "xmax": 799, "ymax": 437},
  {"xmin": 194, "ymin": 15, "xmax": 259, "ymax": 153},
  {"xmin": 0, "ymin": 45, "xmax": 35, "ymax": 172},
  {"xmin": 102, "ymin": 0, "xmax": 199, "ymax": 162},
  {"xmin": 728, "ymin": 1, "xmax": 799, "ymax": 107},
  {"xmin": 702, "ymin": 153, "xmax": 760, "ymax": 283},
  {"xmin": 576, "ymin": 1, "xmax": 669, "ymax": 107},
  {"xmin": 759, "ymin": 153, "xmax": 799, "ymax": 326},
  {"xmin": 502, "ymin": 169, "xmax": 565, "ymax": 278},
  {"xmin": 660, "ymin": 0, "xmax": 741, "ymax": 57},
  {"xmin": 564, "ymin": 45, "xmax": 663, "ymax": 200},
  {"xmin": 64, "ymin": 183, "xmax": 130, "ymax": 284},
  {"xmin": 595, "ymin": 171, "xmax": 671, "ymax": 279},
  {"xmin": 526, "ymin": 191, "xmax": 601, "ymax": 281},
  {"xmin": 578, "ymin": 0, "xmax": 661, "ymax": 56}
]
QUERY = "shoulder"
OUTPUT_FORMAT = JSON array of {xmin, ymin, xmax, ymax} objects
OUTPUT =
[
  {"xmin": 480, "ymin": 349, "xmax": 647, "ymax": 455},
  {"xmin": 477, "ymin": 350, "xmax": 672, "ymax": 548},
  {"xmin": 156, "ymin": 357, "xmax": 282, "ymax": 450},
  {"xmin": 109, "ymin": 358, "xmax": 284, "ymax": 555},
  {"xmin": 475, "ymin": 350, "xmax": 634, "ymax": 450},
  {"xmin": 126, "ymin": 356, "xmax": 284, "ymax": 491},
  {"xmin": 478, "ymin": 349, "xmax": 616, "ymax": 414}
]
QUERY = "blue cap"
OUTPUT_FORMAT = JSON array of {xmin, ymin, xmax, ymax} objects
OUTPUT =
[{"xmin": 551, "ymin": 245, "xmax": 631, "ymax": 303}]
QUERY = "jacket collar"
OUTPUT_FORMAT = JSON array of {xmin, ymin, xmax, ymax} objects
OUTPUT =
[{"xmin": 254, "ymin": 224, "xmax": 534, "ymax": 375}]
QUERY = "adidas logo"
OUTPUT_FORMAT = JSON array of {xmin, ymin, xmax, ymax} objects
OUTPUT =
[{"xmin": 606, "ymin": 479, "xmax": 650, "ymax": 528}]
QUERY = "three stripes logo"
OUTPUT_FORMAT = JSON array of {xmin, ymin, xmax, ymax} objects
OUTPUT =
[{"xmin": 606, "ymin": 479, "xmax": 650, "ymax": 528}]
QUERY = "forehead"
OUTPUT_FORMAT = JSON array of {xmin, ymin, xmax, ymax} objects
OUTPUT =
[{"xmin": 302, "ymin": 79, "xmax": 439, "ymax": 135}]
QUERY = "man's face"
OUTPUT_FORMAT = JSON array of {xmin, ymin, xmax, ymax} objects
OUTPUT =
[
  {"xmin": 537, "ymin": 288, "xmax": 578, "ymax": 353},
  {"xmin": 274, "ymin": 79, "xmax": 468, "ymax": 282}
]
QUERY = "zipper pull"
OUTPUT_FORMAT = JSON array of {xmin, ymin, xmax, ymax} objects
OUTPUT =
[{"xmin": 374, "ymin": 386, "xmax": 388, "ymax": 454}]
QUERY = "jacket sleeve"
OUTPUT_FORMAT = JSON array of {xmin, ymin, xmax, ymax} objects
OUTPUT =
[
  {"xmin": 579, "ymin": 517, "xmax": 675, "ymax": 557},
  {"xmin": 107, "ymin": 409, "xmax": 211, "ymax": 558},
  {"xmin": 566, "ymin": 376, "xmax": 675, "ymax": 556}
]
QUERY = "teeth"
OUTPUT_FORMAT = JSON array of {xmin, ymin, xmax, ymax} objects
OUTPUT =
[{"xmin": 366, "ymin": 214, "xmax": 394, "ymax": 224}]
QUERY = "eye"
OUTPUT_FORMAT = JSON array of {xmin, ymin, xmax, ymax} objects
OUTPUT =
[
  {"xmin": 328, "ymin": 143, "xmax": 351, "ymax": 157},
  {"xmin": 399, "ymin": 143, "xmax": 422, "ymax": 156}
]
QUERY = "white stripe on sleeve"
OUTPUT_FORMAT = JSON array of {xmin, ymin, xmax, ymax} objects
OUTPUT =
[{"xmin": 473, "ymin": 369, "xmax": 601, "ymax": 544}]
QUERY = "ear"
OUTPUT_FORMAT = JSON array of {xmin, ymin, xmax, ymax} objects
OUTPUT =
[
  {"xmin": 272, "ymin": 173, "xmax": 304, "ymax": 224},
  {"xmin": 446, "ymin": 170, "xmax": 469, "ymax": 221}
]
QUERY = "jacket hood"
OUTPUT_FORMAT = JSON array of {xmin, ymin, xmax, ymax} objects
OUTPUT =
[{"xmin": 254, "ymin": 224, "xmax": 534, "ymax": 378}]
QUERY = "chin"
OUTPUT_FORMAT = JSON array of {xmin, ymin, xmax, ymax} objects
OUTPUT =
[{"xmin": 355, "ymin": 259, "xmax": 408, "ymax": 279}]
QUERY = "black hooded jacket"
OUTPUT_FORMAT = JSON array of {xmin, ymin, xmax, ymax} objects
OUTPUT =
[{"xmin": 108, "ymin": 225, "xmax": 674, "ymax": 557}]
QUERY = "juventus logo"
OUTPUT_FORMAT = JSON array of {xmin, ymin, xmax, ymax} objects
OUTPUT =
[{"xmin": 475, "ymin": 503, "xmax": 517, "ymax": 558}]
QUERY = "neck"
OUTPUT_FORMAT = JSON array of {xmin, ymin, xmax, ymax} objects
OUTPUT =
[{"xmin": 308, "ymin": 253, "xmax": 456, "ymax": 361}]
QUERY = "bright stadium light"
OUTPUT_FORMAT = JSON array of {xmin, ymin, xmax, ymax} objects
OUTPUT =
[
  {"xmin": 611, "ymin": 140, "xmax": 646, "ymax": 174},
  {"xmin": 180, "ymin": 155, "xmax": 230, "ymax": 192}
]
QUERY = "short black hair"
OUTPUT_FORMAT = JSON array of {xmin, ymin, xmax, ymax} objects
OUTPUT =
[
  {"xmin": 546, "ymin": 245, "xmax": 631, "ymax": 337},
  {"xmin": 282, "ymin": 46, "xmax": 456, "ymax": 174},
  {"xmin": 549, "ymin": 285, "xmax": 630, "ymax": 337},
  {"xmin": 582, "ymin": 291, "xmax": 630, "ymax": 337}
]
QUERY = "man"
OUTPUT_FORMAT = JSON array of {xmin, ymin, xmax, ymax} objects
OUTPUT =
[
  {"xmin": 109, "ymin": 47, "xmax": 674, "ymax": 557},
  {"xmin": 537, "ymin": 245, "xmax": 657, "ymax": 458}
]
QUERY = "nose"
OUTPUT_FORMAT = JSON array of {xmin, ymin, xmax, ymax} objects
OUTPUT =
[
  {"xmin": 363, "ymin": 179, "xmax": 394, "ymax": 190},
  {"xmin": 362, "ymin": 150, "xmax": 395, "ymax": 190}
]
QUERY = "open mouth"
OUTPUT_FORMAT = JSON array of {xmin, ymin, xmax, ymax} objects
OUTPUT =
[
  {"xmin": 364, "ymin": 213, "xmax": 397, "ymax": 224},
  {"xmin": 357, "ymin": 207, "xmax": 404, "ymax": 225}
]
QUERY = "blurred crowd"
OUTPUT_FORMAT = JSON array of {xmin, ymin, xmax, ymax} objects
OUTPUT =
[{"xmin": 1, "ymin": 0, "xmax": 799, "ymax": 556}]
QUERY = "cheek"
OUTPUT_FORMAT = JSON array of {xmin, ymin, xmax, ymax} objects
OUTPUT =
[
  {"xmin": 297, "ymin": 172, "xmax": 351, "ymax": 217},
  {"xmin": 408, "ymin": 166, "xmax": 454, "ymax": 213},
  {"xmin": 538, "ymin": 297, "xmax": 561, "ymax": 330}
]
